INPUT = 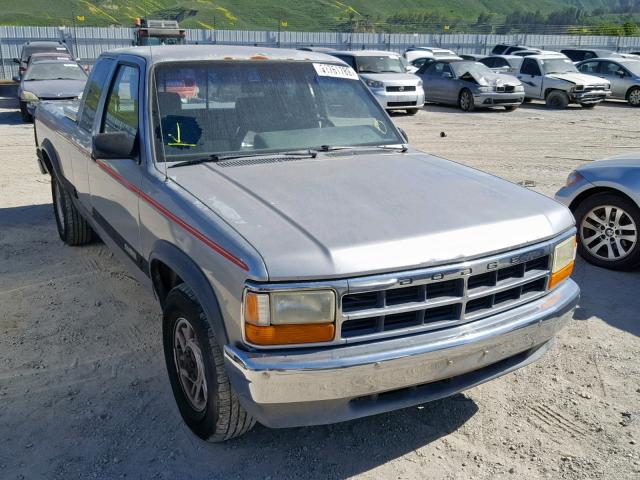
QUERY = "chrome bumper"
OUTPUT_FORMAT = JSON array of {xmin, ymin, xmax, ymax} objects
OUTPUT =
[
  {"xmin": 224, "ymin": 279, "xmax": 578, "ymax": 428},
  {"xmin": 572, "ymin": 90, "xmax": 610, "ymax": 104}
]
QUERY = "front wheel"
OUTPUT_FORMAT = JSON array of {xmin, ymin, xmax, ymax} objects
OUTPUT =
[
  {"xmin": 19, "ymin": 101, "xmax": 32, "ymax": 122},
  {"xmin": 574, "ymin": 192, "xmax": 640, "ymax": 270},
  {"xmin": 545, "ymin": 90, "xmax": 569, "ymax": 109},
  {"xmin": 458, "ymin": 89, "xmax": 475, "ymax": 112},
  {"xmin": 163, "ymin": 283, "xmax": 256, "ymax": 442},
  {"xmin": 627, "ymin": 86, "xmax": 640, "ymax": 106},
  {"xmin": 51, "ymin": 176, "xmax": 93, "ymax": 245}
]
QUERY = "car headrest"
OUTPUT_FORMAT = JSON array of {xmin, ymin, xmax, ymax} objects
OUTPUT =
[{"xmin": 156, "ymin": 91, "xmax": 182, "ymax": 114}]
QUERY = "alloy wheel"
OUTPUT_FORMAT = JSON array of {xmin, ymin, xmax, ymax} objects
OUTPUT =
[
  {"xmin": 173, "ymin": 318, "xmax": 208, "ymax": 412},
  {"xmin": 580, "ymin": 205, "xmax": 638, "ymax": 261}
]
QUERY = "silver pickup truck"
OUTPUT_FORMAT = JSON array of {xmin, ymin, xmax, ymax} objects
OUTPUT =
[{"xmin": 34, "ymin": 45, "xmax": 579, "ymax": 442}]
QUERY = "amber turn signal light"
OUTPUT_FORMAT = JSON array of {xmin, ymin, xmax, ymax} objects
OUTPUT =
[
  {"xmin": 245, "ymin": 323, "xmax": 335, "ymax": 346},
  {"xmin": 549, "ymin": 260, "xmax": 574, "ymax": 289}
]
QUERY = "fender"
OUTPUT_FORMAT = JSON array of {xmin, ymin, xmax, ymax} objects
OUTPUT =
[
  {"xmin": 149, "ymin": 240, "xmax": 229, "ymax": 345},
  {"xmin": 39, "ymin": 139, "xmax": 78, "ymax": 197}
]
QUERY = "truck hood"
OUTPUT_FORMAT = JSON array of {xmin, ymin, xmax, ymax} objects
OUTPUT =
[
  {"xmin": 171, "ymin": 150, "xmax": 574, "ymax": 280},
  {"xmin": 21, "ymin": 79, "xmax": 86, "ymax": 98},
  {"xmin": 545, "ymin": 72, "xmax": 607, "ymax": 86}
]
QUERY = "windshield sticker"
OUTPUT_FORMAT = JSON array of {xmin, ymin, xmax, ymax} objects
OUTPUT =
[
  {"xmin": 313, "ymin": 63, "xmax": 359, "ymax": 80},
  {"xmin": 373, "ymin": 119, "xmax": 388, "ymax": 135},
  {"xmin": 56, "ymin": 47, "xmax": 66, "ymax": 50},
  {"xmin": 63, "ymin": 63, "xmax": 77, "ymax": 67}
]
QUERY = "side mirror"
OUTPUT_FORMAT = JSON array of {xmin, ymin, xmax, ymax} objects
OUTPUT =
[
  {"xmin": 617, "ymin": 70, "xmax": 625, "ymax": 77},
  {"xmin": 92, "ymin": 132, "xmax": 136, "ymax": 160},
  {"xmin": 12, "ymin": 75, "xmax": 20, "ymax": 83},
  {"xmin": 443, "ymin": 72, "xmax": 453, "ymax": 79},
  {"xmin": 397, "ymin": 127, "xmax": 409, "ymax": 143},
  {"xmin": 13, "ymin": 58, "xmax": 20, "ymax": 64}
]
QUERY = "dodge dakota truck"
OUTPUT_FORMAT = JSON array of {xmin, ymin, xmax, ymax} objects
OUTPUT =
[
  {"xmin": 512, "ymin": 54, "xmax": 611, "ymax": 108},
  {"xmin": 34, "ymin": 45, "xmax": 579, "ymax": 442}
]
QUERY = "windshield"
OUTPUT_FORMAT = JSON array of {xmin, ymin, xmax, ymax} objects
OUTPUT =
[
  {"xmin": 139, "ymin": 37, "xmax": 186, "ymax": 46},
  {"xmin": 451, "ymin": 62, "xmax": 493, "ymax": 77},
  {"xmin": 355, "ymin": 55, "xmax": 405, "ymax": 73},
  {"xmin": 542, "ymin": 58, "xmax": 578, "ymax": 74},
  {"xmin": 153, "ymin": 61, "xmax": 402, "ymax": 163},
  {"xmin": 24, "ymin": 62, "xmax": 87, "ymax": 81},
  {"xmin": 22, "ymin": 45, "xmax": 68, "ymax": 61}
]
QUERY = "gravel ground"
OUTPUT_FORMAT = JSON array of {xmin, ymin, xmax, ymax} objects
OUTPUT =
[{"xmin": 0, "ymin": 86, "xmax": 639, "ymax": 480}]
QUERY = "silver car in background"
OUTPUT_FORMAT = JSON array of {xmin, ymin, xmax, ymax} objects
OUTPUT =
[
  {"xmin": 555, "ymin": 153, "xmax": 640, "ymax": 270},
  {"xmin": 418, "ymin": 60, "xmax": 524, "ymax": 111},
  {"xmin": 17, "ymin": 59, "xmax": 87, "ymax": 122},
  {"xmin": 329, "ymin": 50, "xmax": 425, "ymax": 114},
  {"xmin": 480, "ymin": 55, "xmax": 524, "ymax": 74},
  {"xmin": 576, "ymin": 58, "xmax": 640, "ymax": 106}
]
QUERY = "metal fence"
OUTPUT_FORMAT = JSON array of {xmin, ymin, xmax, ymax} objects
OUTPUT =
[{"xmin": 2, "ymin": 25, "xmax": 640, "ymax": 80}]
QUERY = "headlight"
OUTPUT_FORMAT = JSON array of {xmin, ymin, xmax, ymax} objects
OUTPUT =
[
  {"xmin": 549, "ymin": 236, "xmax": 576, "ymax": 289},
  {"xmin": 20, "ymin": 91, "xmax": 38, "ymax": 101},
  {"xmin": 573, "ymin": 85, "xmax": 584, "ymax": 92},
  {"xmin": 514, "ymin": 85, "xmax": 524, "ymax": 92},
  {"xmin": 364, "ymin": 79, "xmax": 384, "ymax": 89},
  {"xmin": 417, "ymin": 79, "xmax": 423, "ymax": 87},
  {"xmin": 244, "ymin": 290, "xmax": 336, "ymax": 345},
  {"xmin": 564, "ymin": 170, "xmax": 584, "ymax": 187},
  {"xmin": 477, "ymin": 86, "xmax": 493, "ymax": 93}
]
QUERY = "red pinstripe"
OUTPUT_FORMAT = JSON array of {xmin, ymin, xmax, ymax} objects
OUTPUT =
[{"xmin": 95, "ymin": 159, "xmax": 249, "ymax": 271}]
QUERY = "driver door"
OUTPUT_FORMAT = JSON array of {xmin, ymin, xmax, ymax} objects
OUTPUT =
[
  {"xmin": 517, "ymin": 58, "xmax": 543, "ymax": 98},
  {"xmin": 598, "ymin": 61, "xmax": 628, "ymax": 98},
  {"xmin": 88, "ymin": 59, "xmax": 145, "ymax": 267}
]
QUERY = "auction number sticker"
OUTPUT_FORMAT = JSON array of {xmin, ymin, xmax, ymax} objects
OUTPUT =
[{"xmin": 313, "ymin": 63, "xmax": 359, "ymax": 80}]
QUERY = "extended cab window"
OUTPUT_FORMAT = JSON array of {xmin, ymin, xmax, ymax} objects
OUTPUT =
[
  {"xmin": 520, "ymin": 58, "xmax": 541, "ymax": 76},
  {"xmin": 79, "ymin": 59, "xmax": 113, "ymax": 131},
  {"xmin": 102, "ymin": 64, "xmax": 139, "ymax": 138}
]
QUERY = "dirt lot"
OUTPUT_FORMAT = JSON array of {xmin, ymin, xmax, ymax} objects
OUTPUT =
[{"xmin": 0, "ymin": 87, "xmax": 638, "ymax": 480}]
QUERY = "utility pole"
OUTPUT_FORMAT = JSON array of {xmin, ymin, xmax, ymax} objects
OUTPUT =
[{"xmin": 71, "ymin": 11, "xmax": 79, "ymax": 58}]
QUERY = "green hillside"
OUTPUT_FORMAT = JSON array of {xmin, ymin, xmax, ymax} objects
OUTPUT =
[{"xmin": 0, "ymin": 0, "xmax": 638, "ymax": 32}]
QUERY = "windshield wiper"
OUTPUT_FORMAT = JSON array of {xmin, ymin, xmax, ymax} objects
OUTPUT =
[
  {"xmin": 319, "ymin": 144, "xmax": 408, "ymax": 153},
  {"xmin": 168, "ymin": 149, "xmax": 317, "ymax": 169}
]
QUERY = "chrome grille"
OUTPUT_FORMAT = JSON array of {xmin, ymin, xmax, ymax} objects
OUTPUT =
[
  {"xmin": 339, "ymin": 251, "xmax": 551, "ymax": 341},
  {"xmin": 386, "ymin": 85, "xmax": 416, "ymax": 92}
]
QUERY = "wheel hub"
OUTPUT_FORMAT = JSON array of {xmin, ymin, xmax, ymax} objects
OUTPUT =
[{"xmin": 173, "ymin": 318, "xmax": 208, "ymax": 412}]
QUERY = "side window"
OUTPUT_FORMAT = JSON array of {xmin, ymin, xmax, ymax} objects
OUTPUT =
[
  {"xmin": 480, "ymin": 57, "xmax": 495, "ymax": 68},
  {"xmin": 495, "ymin": 58, "xmax": 508, "ymax": 68},
  {"xmin": 579, "ymin": 61, "xmax": 600, "ymax": 74},
  {"xmin": 583, "ymin": 51, "xmax": 595, "ymax": 60},
  {"xmin": 334, "ymin": 55, "xmax": 356, "ymax": 70},
  {"xmin": 521, "ymin": 59, "xmax": 541, "ymax": 76},
  {"xmin": 441, "ymin": 64, "xmax": 453, "ymax": 77},
  {"xmin": 79, "ymin": 58, "xmax": 113, "ymax": 131},
  {"xmin": 602, "ymin": 61, "xmax": 624, "ymax": 76},
  {"xmin": 102, "ymin": 64, "xmax": 140, "ymax": 140}
]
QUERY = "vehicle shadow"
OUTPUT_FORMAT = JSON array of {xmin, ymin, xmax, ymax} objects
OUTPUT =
[
  {"xmin": 0, "ymin": 110, "xmax": 25, "ymax": 125},
  {"xmin": 0, "ymin": 203, "xmax": 52, "ymax": 226},
  {"xmin": 571, "ymin": 257, "xmax": 640, "ymax": 336},
  {"xmin": 195, "ymin": 393, "xmax": 479, "ymax": 478}
]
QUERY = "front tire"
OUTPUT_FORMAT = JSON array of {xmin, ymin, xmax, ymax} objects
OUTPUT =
[
  {"xmin": 51, "ymin": 176, "xmax": 93, "ymax": 246},
  {"xmin": 458, "ymin": 89, "xmax": 475, "ymax": 112},
  {"xmin": 545, "ymin": 90, "xmax": 569, "ymax": 109},
  {"xmin": 19, "ymin": 101, "xmax": 32, "ymax": 122},
  {"xmin": 163, "ymin": 283, "xmax": 256, "ymax": 442},
  {"xmin": 627, "ymin": 86, "xmax": 640, "ymax": 107},
  {"xmin": 574, "ymin": 192, "xmax": 640, "ymax": 270}
]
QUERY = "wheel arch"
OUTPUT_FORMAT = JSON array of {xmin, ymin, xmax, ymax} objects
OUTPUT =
[
  {"xmin": 39, "ymin": 139, "xmax": 61, "ymax": 178},
  {"xmin": 149, "ymin": 240, "xmax": 229, "ymax": 345},
  {"xmin": 568, "ymin": 186, "xmax": 636, "ymax": 212},
  {"xmin": 625, "ymin": 84, "xmax": 640, "ymax": 101}
]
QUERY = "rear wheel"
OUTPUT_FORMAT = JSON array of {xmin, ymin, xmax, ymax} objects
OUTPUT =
[
  {"xmin": 545, "ymin": 90, "xmax": 569, "ymax": 109},
  {"xmin": 458, "ymin": 89, "xmax": 475, "ymax": 112},
  {"xmin": 574, "ymin": 192, "xmax": 640, "ymax": 270},
  {"xmin": 627, "ymin": 86, "xmax": 640, "ymax": 106},
  {"xmin": 163, "ymin": 283, "xmax": 256, "ymax": 442},
  {"xmin": 51, "ymin": 176, "xmax": 93, "ymax": 246},
  {"xmin": 19, "ymin": 101, "xmax": 32, "ymax": 122}
]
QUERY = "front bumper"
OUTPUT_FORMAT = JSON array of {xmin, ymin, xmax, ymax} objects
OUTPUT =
[
  {"xmin": 371, "ymin": 88, "xmax": 425, "ymax": 110},
  {"xmin": 571, "ymin": 89, "xmax": 611, "ymax": 104},
  {"xmin": 225, "ymin": 279, "xmax": 579, "ymax": 428},
  {"xmin": 474, "ymin": 91, "xmax": 524, "ymax": 107}
]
